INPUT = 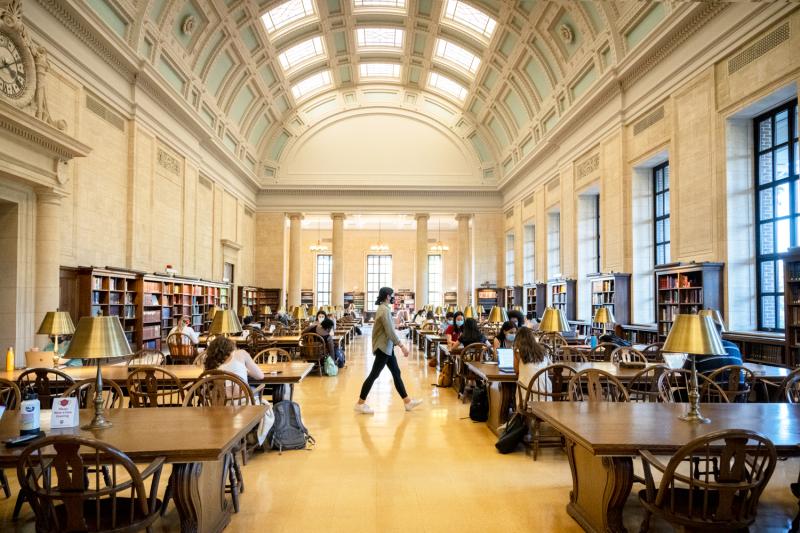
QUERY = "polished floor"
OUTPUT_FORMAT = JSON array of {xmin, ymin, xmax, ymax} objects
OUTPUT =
[{"xmin": 1, "ymin": 330, "xmax": 798, "ymax": 532}]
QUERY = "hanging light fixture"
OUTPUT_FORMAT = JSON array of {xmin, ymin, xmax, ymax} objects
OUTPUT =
[
  {"xmin": 370, "ymin": 219, "xmax": 390, "ymax": 252},
  {"xmin": 309, "ymin": 219, "xmax": 329, "ymax": 252},
  {"xmin": 429, "ymin": 217, "xmax": 449, "ymax": 253}
]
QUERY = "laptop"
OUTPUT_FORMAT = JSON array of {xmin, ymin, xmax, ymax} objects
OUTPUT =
[
  {"xmin": 25, "ymin": 351, "xmax": 56, "ymax": 368},
  {"xmin": 497, "ymin": 348, "xmax": 515, "ymax": 373}
]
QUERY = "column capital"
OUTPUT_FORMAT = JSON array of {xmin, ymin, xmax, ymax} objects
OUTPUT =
[
  {"xmin": 331, "ymin": 212, "xmax": 346, "ymax": 220},
  {"xmin": 455, "ymin": 213, "xmax": 473, "ymax": 221},
  {"xmin": 286, "ymin": 212, "xmax": 304, "ymax": 221},
  {"xmin": 414, "ymin": 213, "xmax": 429, "ymax": 221},
  {"xmin": 35, "ymin": 187, "xmax": 66, "ymax": 206}
]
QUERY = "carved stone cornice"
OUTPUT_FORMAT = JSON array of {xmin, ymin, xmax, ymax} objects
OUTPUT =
[
  {"xmin": 0, "ymin": 100, "xmax": 90, "ymax": 159},
  {"xmin": 220, "ymin": 239, "xmax": 242, "ymax": 252}
]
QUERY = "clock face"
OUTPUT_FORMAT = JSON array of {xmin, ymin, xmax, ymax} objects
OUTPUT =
[{"xmin": 0, "ymin": 33, "xmax": 25, "ymax": 98}]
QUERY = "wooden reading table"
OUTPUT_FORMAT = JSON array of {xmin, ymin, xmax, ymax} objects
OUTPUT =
[
  {"xmin": 465, "ymin": 361, "xmax": 517, "ymax": 434},
  {"xmin": 0, "ymin": 406, "xmax": 266, "ymax": 533}
]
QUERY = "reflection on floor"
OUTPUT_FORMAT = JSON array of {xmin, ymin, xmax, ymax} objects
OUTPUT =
[{"xmin": 0, "ymin": 329, "xmax": 797, "ymax": 532}]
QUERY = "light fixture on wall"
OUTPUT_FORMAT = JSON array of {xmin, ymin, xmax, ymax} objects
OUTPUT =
[
  {"xmin": 309, "ymin": 219, "xmax": 329, "ymax": 252},
  {"xmin": 370, "ymin": 220, "xmax": 389, "ymax": 252},
  {"xmin": 430, "ymin": 218, "xmax": 449, "ymax": 253}
]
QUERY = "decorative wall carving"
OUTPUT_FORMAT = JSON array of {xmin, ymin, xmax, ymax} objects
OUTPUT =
[
  {"xmin": 576, "ymin": 154, "xmax": 600, "ymax": 178},
  {"xmin": 157, "ymin": 148, "xmax": 181, "ymax": 175}
]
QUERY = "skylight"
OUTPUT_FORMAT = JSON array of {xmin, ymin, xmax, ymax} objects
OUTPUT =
[
  {"xmin": 261, "ymin": 0, "xmax": 316, "ymax": 34},
  {"xmin": 353, "ymin": 0, "xmax": 406, "ymax": 9},
  {"xmin": 359, "ymin": 63, "xmax": 401, "ymax": 79},
  {"xmin": 441, "ymin": 0, "xmax": 497, "ymax": 40},
  {"xmin": 291, "ymin": 70, "xmax": 332, "ymax": 100},
  {"xmin": 428, "ymin": 72, "xmax": 468, "ymax": 102},
  {"xmin": 433, "ymin": 38, "xmax": 481, "ymax": 74},
  {"xmin": 278, "ymin": 36, "xmax": 326, "ymax": 72},
  {"xmin": 356, "ymin": 28, "xmax": 405, "ymax": 50}
]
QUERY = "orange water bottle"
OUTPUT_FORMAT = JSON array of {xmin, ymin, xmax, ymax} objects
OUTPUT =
[{"xmin": 5, "ymin": 347, "xmax": 14, "ymax": 372}]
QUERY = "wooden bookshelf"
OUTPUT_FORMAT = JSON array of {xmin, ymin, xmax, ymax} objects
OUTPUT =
[
  {"xmin": 783, "ymin": 248, "xmax": 800, "ymax": 366},
  {"xmin": 394, "ymin": 290, "xmax": 415, "ymax": 313},
  {"xmin": 548, "ymin": 279, "xmax": 576, "ymax": 320},
  {"xmin": 589, "ymin": 273, "xmax": 631, "ymax": 326},
  {"xmin": 505, "ymin": 287, "xmax": 515, "ymax": 308},
  {"xmin": 655, "ymin": 262, "xmax": 723, "ymax": 338},
  {"xmin": 525, "ymin": 283, "xmax": 547, "ymax": 320},
  {"xmin": 238, "ymin": 286, "xmax": 259, "ymax": 313},
  {"xmin": 444, "ymin": 291, "xmax": 457, "ymax": 308},
  {"xmin": 621, "ymin": 324, "xmax": 660, "ymax": 345},
  {"xmin": 344, "ymin": 291, "xmax": 365, "ymax": 313},
  {"xmin": 725, "ymin": 331, "xmax": 787, "ymax": 367},
  {"xmin": 301, "ymin": 289, "xmax": 314, "ymax": 307},
  {"xmin": 75, "ymin": 268, "xmax": 137, "ymax": 346},
  {"xmin": 475, "ymin": 287, "xmax": 502, "ymax": 310}
]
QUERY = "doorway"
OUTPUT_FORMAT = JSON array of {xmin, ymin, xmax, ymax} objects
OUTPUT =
[{"xmin": 0, "ymin": 200, "xmax": 18, "ymax": 351}]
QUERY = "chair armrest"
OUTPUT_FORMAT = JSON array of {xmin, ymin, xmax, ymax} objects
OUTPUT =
[{"xmin": 140, "ymin": 456, "xmax": 166, "ymax": 481}]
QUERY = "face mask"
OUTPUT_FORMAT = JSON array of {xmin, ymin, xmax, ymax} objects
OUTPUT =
[
  {"xmin": 317, "ymin": 316, "xmax": 325, "ymax": 322},
  {"xmin": 447, "ymin": 320, "xmax": 454, "ymax": 326},
  {"xmin": 455, "ymin": 319, "xmax": 464, "ymax": 327},
  {"xmin": 506, "ymin": 333, "xmax": 516, "ymax": 342},
  {"xmin": 389, "ymin": 296, "xmax": 395, "ymax": 304}
]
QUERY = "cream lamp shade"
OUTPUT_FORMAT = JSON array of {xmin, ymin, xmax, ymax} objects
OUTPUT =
[
  {"xmin": 37, "ymin": 311, "xmax": 76, "ymax": 337},
  {"xmin": 487, "ymin": 306, "xmax": 508, "ymax": 324},
  {"xmin": 292, "ymin": 306, "xmax": 309, "ymax": 320},
  {"xmin": 446, "ymin": 304, "xmax": 457, "ymax": 314},
  {"xmin": 277, "ymin": 306, "xmax": 287, "ymax": 314},
  {"xmin": 463, "ymin": 306, "xmax": 475, "ymax": 319},
  {"xmin": 261, "ymin": 305, "xmax": 272, "ymax": 315},
  {"xmin": 698, "ymin": 309, "xmax": 726, "ymax": 332},
  {"xmin": 593, "ymin": 307, "xmax": 616, "ymax": 325},
  {"xmin": 309, "ymin": 306, "xmax": 318, "ymax": 317},
  {"xmin": 539, "ymin": 307, "xmax": 570, "ymax": 333},
  {"xmin": 662, "ymin": 314, "xmax": 726, "ymax": 356},
  {"xmin": 477, "ymin": 305, "xmax": 486, "ymax": 315},
  {"xmin": 209, "ymin": 309, "xmax": 242, "ymax": 336},
  {"xmin": 434, "ymin": 306, "xmax": 443, "ymax": 316},
  {"xmin": 238, "ymin": 305, "xmax": 253, "ymax": 319},
  {"xmin": 206, "ymin": 306, "xmax": 222, "ymax": 321}
]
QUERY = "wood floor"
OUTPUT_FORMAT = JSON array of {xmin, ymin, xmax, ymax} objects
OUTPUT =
[{"xmin": 1, "ymin": 329, "xmax": 798, "ymax": 532}]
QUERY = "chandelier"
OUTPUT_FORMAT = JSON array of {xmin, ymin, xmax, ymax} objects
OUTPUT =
[
  {"xmin": 370, "ymin": 220, "xmax": 389, "ymax": 252},
  {"xmin": 309, "ymin": 220, "xmax": 329, "ymax": 252},
  {"xmin": 429, "ymin": 218, "xmax": 449, "ymax": 252}
]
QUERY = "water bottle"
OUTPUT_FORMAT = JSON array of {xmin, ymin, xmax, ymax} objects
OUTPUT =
[
  {"xmin": 590, "ymin": 335, "xmax": 598, "ymax": 349},
  {"xmin": 5, "ymin": 346, "xmax": 14, "ymax": 372},
  {"xmin": 19, "ymin": 388, "xmax": 40, "ymax": 435}
]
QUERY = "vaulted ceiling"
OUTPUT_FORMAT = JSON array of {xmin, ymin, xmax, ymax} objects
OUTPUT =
[{"xmin": 73, "ymin": 0, "xmax": 685, "ymax": 189}]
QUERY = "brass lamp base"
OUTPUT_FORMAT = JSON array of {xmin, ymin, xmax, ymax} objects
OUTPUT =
[
  {"xmin": 678, "ymin": 410, "xmax": 710, "ymax": 424},
  {"xmin": 678, "ymin": 354, "xmax": 711, "ymax": 424},
  {"xmin": 82, "ymin": 414, "xmax": 113, "ymax": 430},
  {"xmin": 82, "ymin": 362, "xmax": 113, "ymax": 430}
]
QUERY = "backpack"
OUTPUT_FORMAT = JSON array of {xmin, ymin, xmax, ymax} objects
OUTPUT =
[
  {"xmin": 267, "ymin": 401, "xmax": 315, "ymax": 453},
  {"xmin": 495, "ymin": 412, "xmax": 526, "ymax": 454},
  {"xmin": 324, "ymin": 356, "xmax": 338, "ymax": 376},
  {"xmin": 436, "ymin": 360, "xmax": 453, "ymax": 387},
  {"xmin": 334, "ymin": 347, "xmax": 346, "ymax": 368},
  {"xmin": 469, "ymin": 383, "xmax": 489, "ymax": 422}
]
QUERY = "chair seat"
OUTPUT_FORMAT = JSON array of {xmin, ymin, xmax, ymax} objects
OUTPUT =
[
  {"xmin": 53, "ymin": 497, "xmax": 162, "ymax": 531},
  {"xmin": 638, "ymin": 488, "xmax": 750, "ymax": 530}
]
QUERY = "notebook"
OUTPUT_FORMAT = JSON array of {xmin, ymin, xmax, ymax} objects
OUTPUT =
[{"xmin": 497, "ymin": 348, "xmax": 514, "ymax": 373}]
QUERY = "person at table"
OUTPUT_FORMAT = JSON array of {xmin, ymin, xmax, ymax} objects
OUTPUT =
[
  {"xmin": 422, "ymin": 311, "xmax": 437, "ymax": 328},
  {"xmin": 355, "ymin": 286, "xmax": 422, "ymax": 414},
  {"xmin": 42, "ymin": 335, "xmax": 82, "ymax": 367},
  {"xmin": 243, "ymin": 315, "xmax": 261, "ymax": 329},
  {"xmin": 515, "ymin": 327, "xmax": 552, "ymax": 400},
  {"xmin": 508, "ymin": 309, "xmax": 529, "ymax": 329},
  {"xmin": 493, "ymin": 321, "xmax": 517, "ymax": 351},
  {"xmin": 458, "ymin": 318, "xmax": 490, "ymax": 349},
  {"xmin": 445, "ymin": 311, "xmax": 464, "ymax": 349},
  {"xmin": 438, "ymin": 311, "xmax": 454, "ymax": 335},
  {"xmin": 683, "ymin": 320, "xmax": 743, "ymax": 375},
  {"xmin": 312, "ymin": 310, "xmax": 328, "ymax": 325},
  {"xmin": 275, "ymin": 310, "xmax": 291, "ymax": 326},
  {"xmin": 169, "ymin": 315, "xmax": 200, "ymax": 344},
  {"xmin": 303, "ymin": 317, "xmax": 336, "ymax": 357},
  {"xmin": 412, "ymin": 309, "xmax": 426, "ymax": 325}
]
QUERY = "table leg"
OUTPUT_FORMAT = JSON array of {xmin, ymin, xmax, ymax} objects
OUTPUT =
[
  {"xmin": 563, "ymin": 439, "xmax": 633, "ymax": 533},
  {"xmin": 486, "ymin": 381, "xmax": 515, "ymax": 435},
  {"xmin": 170, "ymin": 460, "xmax": 231, "ymax": 533}
]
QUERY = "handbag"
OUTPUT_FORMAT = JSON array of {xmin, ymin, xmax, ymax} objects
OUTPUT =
[
  {"xmin": 323, "ymin": 356, "xmax": 338, "ymax": 376},
  {"xmin": 495, "ymin": 412, "xmax": 526, "ymax": 454}
]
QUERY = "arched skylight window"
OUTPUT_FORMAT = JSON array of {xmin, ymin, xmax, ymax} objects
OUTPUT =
[{"xmin": 261, "ymin": 0, "xmax": 316, "ymax": 34}]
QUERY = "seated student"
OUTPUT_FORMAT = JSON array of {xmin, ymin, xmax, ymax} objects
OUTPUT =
[
  {"xmin": 684, "ymin": 320, "xmax": 743, "ymax": 375},
  {"xmin": 422, "ymin": 311, "xmax": 437, "ymax": 328},
  {"xmin": 43, "ymin": 336, "xmax": 82, "ymax": 367},
  {"xmin": 599, "ymin": 324, "xmax": 631, "ymax": 347},
  {"xmin": 275, "ymin": 310, "xmax": 291, "ymax": 326},
  {"xmin": 515, "ymin": 327, "xmax": 552, "ymax": 401},
  {"xmin": 507, "ymin": 309, "xmax": 528, "ymax": 329},
  {"xmin": 303, "ymin": 317, "xmax": 336, "ymax": 357},
  {"xmin": 313, "ymin": 310, "xmax": 327, "ymax": 325},
  {"xmin": 458, "ymin": 318, "xmax": 490, "ymax": 349},
  {"xmin": 445, "ymin": 311, "xmax": 464, "ymax": 349},
  {"xmin": 438, "ymin": 312, "xmax": 454, "ymax": 335},
  {"xmin": 493, "ymin": 321, "xmax": 517, "ymax": 351},
  {"xmin": 412, "ymin": 309, "xmax": 426, "ymax": 325},
  {"xmin": 243, "ymin": 315, "xmax": 261, "ymax": 329},
  {"xmin": 169, "ymin": 315, "xmax": 200, "ymax": 344}
]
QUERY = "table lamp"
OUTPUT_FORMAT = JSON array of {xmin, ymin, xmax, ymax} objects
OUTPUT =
[
  {"xmin": 477, "ymin": 305, "xmax": 486, "ymax": 320},
  {"xmin": 662, "ymin": 314, "xmax": 725, "ymax": 424},
  {"xmin": 447, "ymin": 304, "xmax": 457, "ymax": 314},
  {"xmin": 464, "ymin": 305, "xmax": 475, "ymax": 319},
  {"xmin": 238, "ymin": 305, "xmax": 253, "ymax": 321},
  {"xmin": 698, "ymin": 309, "xmax": 725, "ymax": 332},
  {"xmin": 309, "ymin": 306, "xmax": 318, "ymax": 318},
  {"xmin": 261, "ymin": 305, "xmax": 272, "ymax": 317},
  {"xmin": 487, "ymin": 306, "xmax": 508, "ymax": 325},
  {"xmin": 539, "ymin": 307, "xmax": 571, "ymax": 353},
  {"xmin": 292, "ymin": 305, "xmax": 308, "ymax": 333},
  {"xmin": 37, "ymin": 311, "xmax": 75, "ymax": 365},
  {"xmin": 434, "ymin": 306, "xmax": 443, "ymax": 318},
  {"xmin": 64, "ymin": 316, "xmax": 132, "ymax": 430},
  {"xmin": 206, "ymin": 306, "xmax": 221, "ymax": 322},
  {"xmin": 209, "ymin": 309, "xmax": 242, "ymax": 337},
  {"xmin": 593, "ymin": 307, "xmax": 616, "ymax": 335}
]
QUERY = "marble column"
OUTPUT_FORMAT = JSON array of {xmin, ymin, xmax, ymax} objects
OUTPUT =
[
  {"xmin": 287, "ymin": 213, "xmax": 303, "ymax": 308},
  {"xmin": 331, "ymin": 213, "xmax": 345, "ymax": 307},
  {"xmin": 35, "ymin": 190, "xmax": 63, "ymax": 340},
  {"xmin": 456, "ymin": 214, "xmax": 472, "ymax": 308},
  {"xmin": 415, "ymin": 214, "xmax": 429, "ymax": 309}
]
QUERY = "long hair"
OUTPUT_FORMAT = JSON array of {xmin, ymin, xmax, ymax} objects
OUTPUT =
[
  {"xmin": 204, "ymin": 336, "xmax": 235, "ymax": 371},
  {"xmin": 451, "ymin": 311, "xmax": 465, "ymax": 333},
  {"xmin": 375, "ymin": 286, "xmax": 393, "ymax": 306},
  {"xmin": 515, "ymin": 326, "xmax": 547, "ymax": 364},
  {"xmin": 496, "ymin": 320, "xmax": 516, "ymax": 344},
  {"xmin": 461, "ymin": 317, "xmax": 481, "ymax": 340}
]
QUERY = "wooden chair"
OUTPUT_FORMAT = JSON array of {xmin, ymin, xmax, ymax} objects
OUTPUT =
[
  {"xmin": 62, "ymin": 379, "xmax": 124, "ymax": 410},
  {"xmin": 657, "ymin": 369, "xmax": 730, "ymax": 404},
  {"xmin": 17, "ymin": 435, "xmax": 164, "ymax": 533},
  {"xmin": 638, "ymin": 429, "xmax": 777, "ymax": 532},
  {"xmin": 780, "ymin": 367, "xmax": 800, "ymax": 403},
  {"xmin": 166, "ymin": 333, "xmax": 197, "ymax": 365},
  {"xmin": 553, "ymin": 346, "xmax": 587, "ymax": 364},
  {"xmin": 539, "ymin": 332, "xmax": 567, "ymax": 354},
  {"xmin": 587, "ymin": 342, "xmax": 618, "ymax": 362},
  {"xmin": 254, "ymin": 347, "xmax": 291, "ymax": 364},
  {"xmin": 568, "ymin": 369, "xmax": 629, "ymax": 402},
  {"xmin": 126, "ymin": 366, "xmax": 185, "ymax": 407},
  {"xmin": 299, "ymin": 332, "xmax": 328, "ymax": 376},
  {"xmin": 127, "ymin": 349, "xmax": 164, "ymax": 366},
  {"xmin": 704, "ymin": 364, "xmax": 756, "ymax": 403},
  {"xmin": 0, "ymin": 379, "xmax": 19, "ymax": 498},
  {"xmin": 626, "ymin": 365, "xmax": 669, "ymax": 403},
  {"xmin": 641, "ymin": 342, "xmax": 664, "ymax": 362},
  {"xmin": 245, "ymin": 328, "xmax": 273, "ymax": 356},
  {"xmin": 16, "ymin": 368, "xmax": 75, "ymax": 409},
  {"xmin": 517, "ymin": 363, "xmax": 576, "ymax": 460},
  {"xmin": 455, "ymin": 343, "xmax": 491, "ymax": 401},
  {"xmin": 192, "ymin": 351, "xmax": 206, "ymax": 366},
  {"xmin": 610, "ymin": 346, "xmax": 648, "ymax": 364}
]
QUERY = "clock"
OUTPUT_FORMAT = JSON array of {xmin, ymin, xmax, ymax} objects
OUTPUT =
[{"xmin": 0, "ymin": 32, "xmax": 26, "ymax": 98}]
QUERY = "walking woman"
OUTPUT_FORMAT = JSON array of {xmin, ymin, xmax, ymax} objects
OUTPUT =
[{"xmin": 355, "ymin": 287, "xmax": 422, "ymax": 414}]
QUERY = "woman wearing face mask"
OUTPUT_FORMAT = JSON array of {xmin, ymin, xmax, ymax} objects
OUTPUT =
[
  {"xmin": 493, "ymin": 321, "xmax": 517, "ymax": 352},
  {"xmin": 438, "ymin": 312, "xmax": 454, "ymax": 335},
  {"xmin": 445, "ymin": 311, "xmax": 465, "ymax": 350}
]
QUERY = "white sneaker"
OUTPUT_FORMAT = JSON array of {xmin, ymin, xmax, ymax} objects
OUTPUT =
[
  {"xmin": 354, "ymin": 403, "xmax": 374, "ymax": 414},
  {"xmin": 404, "ymin": 399, "xmax": 423, "ymax": 412}
]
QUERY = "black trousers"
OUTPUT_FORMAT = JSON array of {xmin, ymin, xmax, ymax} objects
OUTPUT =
[{"xmin": 359, "ymin": 348, "xmax": 408, "ymax": 401}]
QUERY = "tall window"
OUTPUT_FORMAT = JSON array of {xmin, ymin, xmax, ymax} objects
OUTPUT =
[
  {"xmin": 366, "ymin": 254, "xmax": 392, "ymax": 311},
  {"xmin": 755, "ymin": 100, "xmax": 798, "ymax": 331},
  {"xmin": 505, "ymin": 232, "xmax": 515, "ymax": 286},
  {"xmin": 523, "ymin": 224, "xmax": 535, "ymax": 284},
  {"xmin": 547, "ymin": 211, "xmax": 561, "ymax": 279},
  {"xmin": 315, "ymin": 254, "xmax": 332, "ymax": 306},
  {"xmin": 653, "ymin": 162, "xmax": 670, "ymax": 266},
  {"xmin": 428, "ymin": 255, "xmax": 443, "ymax": 307},
  {"xmin": 594, "ymin": 196, "xmax": 601, "ymax": 273}
]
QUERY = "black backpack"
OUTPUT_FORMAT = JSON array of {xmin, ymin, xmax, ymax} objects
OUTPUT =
[
  {"xmin": 495, "ymin": 412, "xmax": 526, "ymax": 454},
  {"xmin": 469, "ymin": 384, "xmax": 489, "ymax": 422},
  {"xmin": 267, "ymin": 401, "xmax": 315, "ymax": 453}
]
